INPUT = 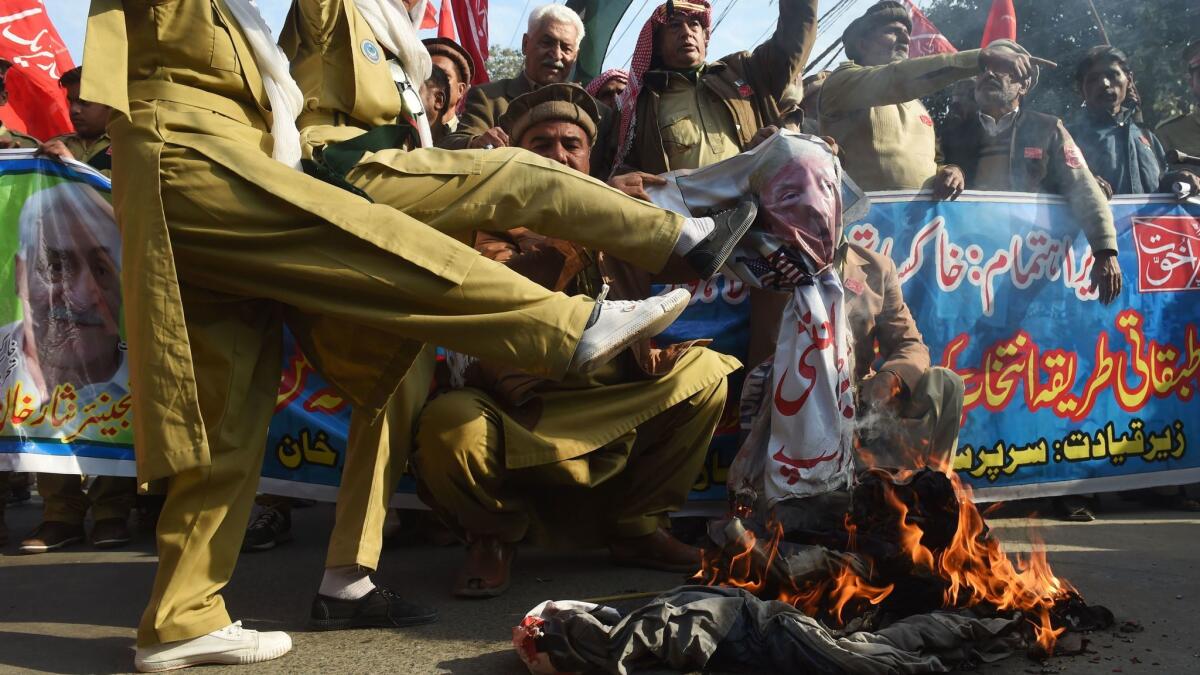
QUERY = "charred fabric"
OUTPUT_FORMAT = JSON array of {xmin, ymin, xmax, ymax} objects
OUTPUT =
[{"xmin": 513, "ymin": 468, "xmax": 1113, "ymax": 674}]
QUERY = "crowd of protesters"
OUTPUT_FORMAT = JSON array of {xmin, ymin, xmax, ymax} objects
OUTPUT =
[{"xmin": 0, "ymin": 0, "xmax": 1197, "ymax": 671}]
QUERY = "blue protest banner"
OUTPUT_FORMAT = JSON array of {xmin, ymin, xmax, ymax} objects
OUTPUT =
[{"xmin": 3, "ymin": 149, "xmax": 1195, "ymax": 507}]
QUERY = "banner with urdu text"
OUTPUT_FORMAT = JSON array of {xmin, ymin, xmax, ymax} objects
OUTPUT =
[{"xmin": 1, "ymin": 151, "xmax": 1196, "ymax": 504}]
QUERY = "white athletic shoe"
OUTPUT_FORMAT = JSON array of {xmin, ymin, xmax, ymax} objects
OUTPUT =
[
  {"xmin": 568, "ymin": 287, "xmax": 692, "ymax": 374},
  {"xmin": 133, "ymin": 621, "xmax": 292, "ymax": 672}
]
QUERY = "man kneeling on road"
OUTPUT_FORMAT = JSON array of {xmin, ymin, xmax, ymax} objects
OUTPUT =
[{"xmin": 414, "ymin": 84, "xmax": 741, "ymax": 598}]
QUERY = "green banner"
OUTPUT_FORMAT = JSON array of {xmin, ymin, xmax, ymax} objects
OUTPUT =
[{"xmin": 566, "ymin": 0, "xmax": 635, "ymax": 85}]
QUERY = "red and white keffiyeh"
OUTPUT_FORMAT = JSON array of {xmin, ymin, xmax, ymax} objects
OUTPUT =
[
  {"xmin": 584, "ymin": 68, "xmax": 629, "ymax": 98},
  {"xmin": 612, "ymin": 0, "xmax": 712, "ymax": 173}
]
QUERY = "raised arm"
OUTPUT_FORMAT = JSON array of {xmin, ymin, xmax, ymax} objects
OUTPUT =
[
  {"xmin": 741, "ymin": 0, "xmax": 819, "ymax": 101},
  {"xmin": 820, "ymin": 50, "xmax": 981, "ymax": 115}
]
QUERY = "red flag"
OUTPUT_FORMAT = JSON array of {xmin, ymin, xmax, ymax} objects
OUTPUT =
[
  {"xmin": 450, "ymin": 0, "xmax": 489, "ymax": 84},
  {"xmin": 0, "ymin": 1, "xmax": 75, "ymax": 140},
  {"xmin": 904, "ymin": 1, "xmax": 957, "ymax": 57},
  {"xmin": 980, "ymin": 0, "xmax": 1017, "ymax": 47},
  {"xmin": 438, "ymin": 0, "xmax": 455, "ymax": 39},
  {"xmin": 422, "ymin": 2, "xmax": 438, "ymax": 29},
  {"xmin": 0, "ymin": 99, "xmax": 28, "ymax": 133}
]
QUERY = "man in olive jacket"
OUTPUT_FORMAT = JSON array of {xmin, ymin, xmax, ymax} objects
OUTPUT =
[{"xmin": 609, "ymin": 0, "xmax": 817, "ymax": 194}]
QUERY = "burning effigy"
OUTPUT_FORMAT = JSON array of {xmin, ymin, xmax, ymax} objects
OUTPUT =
[{"xmin": 511, "ymin": 132, "xmax": 1112, "ymax": 674}]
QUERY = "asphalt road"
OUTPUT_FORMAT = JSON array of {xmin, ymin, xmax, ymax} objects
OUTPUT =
[{"xmin": 1, "ymin": 494, "xmax": 1197, "ymax": 674}]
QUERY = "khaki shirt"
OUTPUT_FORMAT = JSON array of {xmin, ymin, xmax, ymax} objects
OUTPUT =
[
  {"xmin": 279, "ymin": 0, "xmax": 405, "ymax": 157},
  {"xmin": 1155, "ymin": 109, "xmax": 1200, "ymax": 172},
  {"xmin": 0, "ymin": 123, "xmax": 40, "ymax": 148},
  {"xmin": 656, "ymin": 70, "xmax": 741, "ymax": 171},
  {"xmin": 48, "ymin": 132, "xmax": 112, "ymax": 175},
  {"xmin": 820, "ymin": 50, "xmax": 980, "ymax": 191}
]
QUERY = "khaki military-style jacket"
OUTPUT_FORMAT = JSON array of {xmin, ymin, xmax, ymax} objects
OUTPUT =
[
  {"xmin": 819, "ymin": 50, "xmax": 981, "ymax": 191},
  {"xmin": 618, "ymin": 0, "xmax": 818, "ymax": 177},
  {"xmin": 840, "ymin": 244, "xmax": 930, "ymax": 392},
  {"xmin": 47, "ymin": 132, "xmax": 112, "ymax": 174},
  {"xmin": 0, "ymin": 123, "xmax": 40, "ymax": 148},
  {"xmin": 278, "ymin": 0, "xmax": 405, "ymax": 157},
  {"xmin": 82, "ymin": 0, "xmax": 474, "ymax": 483}
]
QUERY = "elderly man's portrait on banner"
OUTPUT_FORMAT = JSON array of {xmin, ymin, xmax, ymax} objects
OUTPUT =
[{"xmin": 0, "ymin": 158, "xmax": 130, "ymax": 449}]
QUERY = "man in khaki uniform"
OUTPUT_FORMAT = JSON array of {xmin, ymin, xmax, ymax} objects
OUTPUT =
[
  {"xmin": 1156, "ymin": 41, "xmax": 1200, "ymax": 190},
  {"xmin": 279, "ymin": 0, "xmax": 754, "ymax": 631},
  {"xmin": 17, "ymin": 66, "xmax": 134, "ymax": 554},
  {"xmin": 610, "ymin": 0, "xmax": 817, "ymax": 183},
  {"xmin": 416, "ymin": 83, "xmax": 739, "ymax": 598},
  {"xmin": 38, "ymin": 68, "xmax": 113, "ymax": 174},
  {"xmin": 819, "ymin": 1, "xmax": 1048, "ymax": 196},
  {"xmin": 84, "ymin": 0, "xmax": 763, "ymax": 670},
  {"xmin": 0, "ymin": 58, "xmax": 38, "ymax": 548}
]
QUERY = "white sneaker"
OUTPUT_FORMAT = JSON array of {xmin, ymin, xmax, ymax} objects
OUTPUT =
[
  {"xmin": 568, "ymin": 288, "xmax": 692, "ymax": 374},
  {"xmin": 133, "ymin": 621, "xmax": 292, "ymax": 672}
]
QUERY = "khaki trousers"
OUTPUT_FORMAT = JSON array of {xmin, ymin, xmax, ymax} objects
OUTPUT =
[
  {"xmin": 347, "ymin": 147, "xmax": 682, "ymax": 273},
  {"xmin": 324, "ymin": 346, "xmax": 437, "ymax": 570},
  {"xmin": 37, "ymin": 473, "xmax": 136, "ymax": 525},
  {"xmin": 139, "ymin": 140, "xmax": 694, "ymax": 645},
  {"xmin": 414, "ymin": 376, "xmax": 726, "ymax": 544},
  {"xmin": 139, "ymin": 145, "xmax": 614, "ymax": 646}
]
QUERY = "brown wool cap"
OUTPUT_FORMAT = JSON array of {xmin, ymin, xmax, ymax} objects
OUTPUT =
[
  {"xmin": 499, "ymin": 83, "xmax": 601, "ymax": 147},
  {"xmin": 842, "ymin": 1, "xmax": 912, "ymax": 61},
  {"xmin": 423, "ymin": 37, "xmax": 474, "ymax": 83}
]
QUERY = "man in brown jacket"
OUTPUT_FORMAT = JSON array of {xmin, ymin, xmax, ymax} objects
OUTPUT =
[
  {"xmin": 609, "ymin": 0, "xmax": 817, "ymax": 196},
  {"xmin": 839, "ymin": 245, "xmax": 965, "ymax": 469},
  {"xmin": 415, "ymin": 83, "xmax": 739, "ymax": 599},
  {"xmin": 437, "ymin": 5, "xmax": 617, "ymax": 178}
]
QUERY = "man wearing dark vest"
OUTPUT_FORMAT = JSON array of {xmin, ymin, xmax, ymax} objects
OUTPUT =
[{"xmin": 942, "ymin": 40, "xmax": 1122, "ymax": 308}]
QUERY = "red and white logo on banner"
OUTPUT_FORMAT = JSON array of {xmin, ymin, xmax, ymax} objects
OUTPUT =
[
  {"xmin": 0, "ymin": 1, "xmax": 75, "ymax": 139},
  {"xmin": 1131, "ymin": 216, "xmax": 1200, "ymax": 293}
]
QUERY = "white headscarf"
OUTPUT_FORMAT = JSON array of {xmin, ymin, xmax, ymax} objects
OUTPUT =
[{"xmin": 222, "ymin": 0, "xmax": 305, "ymax": 169}]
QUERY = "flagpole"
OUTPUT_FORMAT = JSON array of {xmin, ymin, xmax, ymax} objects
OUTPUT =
[{"xmin": 1084, "ymin": 0, "xmax": 1111, "ymax": 45}]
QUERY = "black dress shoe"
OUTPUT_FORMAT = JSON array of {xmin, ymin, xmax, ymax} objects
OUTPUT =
[
  {"xmin": 684, "ymin": 199, "xmax": 758, "ymax": 279},
  {"xmin": 309, "ymin": 586, "xmax": 438, "ymax": 630}
]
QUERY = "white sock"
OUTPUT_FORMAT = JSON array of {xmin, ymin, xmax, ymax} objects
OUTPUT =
[
  {"xmin": 319, "ymin": 565, "xmax": 376, "ymax": 600},
  {"xmin": 673, "ymin": 216, "xmax": 715, "ymax": 255}
]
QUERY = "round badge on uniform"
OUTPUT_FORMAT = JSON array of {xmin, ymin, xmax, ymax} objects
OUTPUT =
[{"xmin": 361, "ymin": 40, "xmax": 381, "ymax": 64}]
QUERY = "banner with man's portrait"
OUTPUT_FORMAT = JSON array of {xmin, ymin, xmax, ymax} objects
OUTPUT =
[{"xmin": 0, "ymin": 151, "xmax": 130, "ymax": 476}]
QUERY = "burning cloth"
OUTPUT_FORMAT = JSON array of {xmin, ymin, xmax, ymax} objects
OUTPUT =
[
  {"xmin": 512, "ymin": 587, "xmax": 1021, "ymax": 675},
  {"xmin": 645, "ymin": 131, "xmax": 868, "ymax": 506}
]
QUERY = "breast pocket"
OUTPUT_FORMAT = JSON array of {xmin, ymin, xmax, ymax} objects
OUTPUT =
[
  {"xmin": 210, "ymin": 8, "xmax": 239, "ymax": 72},
  {"xmin": 659, "ymin": 112, "xmax": 701, "ymax": 160}
]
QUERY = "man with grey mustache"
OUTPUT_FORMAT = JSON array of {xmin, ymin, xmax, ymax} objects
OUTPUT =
[
  {"xmin": 3, "ymin": 181, "xmax": 137, "ymax": 554},
  {"xmin": 437, "ymin": 4, "xmax": 618, "ymax": 178}
]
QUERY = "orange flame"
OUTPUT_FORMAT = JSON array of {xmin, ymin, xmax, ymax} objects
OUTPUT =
[{"xmin": 699, "ymin": 466, "xmax": 1075, "ymax": 653}]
